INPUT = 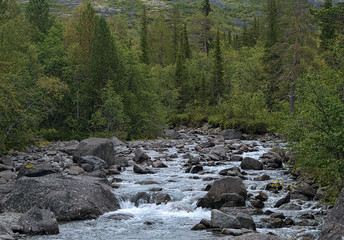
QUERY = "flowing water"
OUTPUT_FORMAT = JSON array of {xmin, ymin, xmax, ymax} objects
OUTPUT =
[{"xmin": 30, "ymin": 133, "xmax": 325, "ymax": 240}]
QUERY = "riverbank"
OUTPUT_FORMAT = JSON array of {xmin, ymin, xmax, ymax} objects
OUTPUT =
[{"xmin": 0, "ymin": 127, "xmax": 333, "ymax": 239}]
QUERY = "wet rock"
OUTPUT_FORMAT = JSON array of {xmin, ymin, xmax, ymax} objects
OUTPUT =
[
  {"xmin": 197, "ymin": 177, "xmax": 247, "ymax": 209},
  {"xmin": 300, "ymin": 213, "xmax": 315, "ymax": 219},
  {"xmin": 73, "ymin": 137, "xmax": 124, "ymax": 166},
  {"xmin": 191, "ymin": 223, "xmax": 206, "ymax": 231},
  {"xmin": 265, "ymin": 182, "xmax": 283, "ymax": 192},
  {"xmin": 254, "ymin": 174, "xmax": 271, "ymax": 181},
  {"xmin": 250, "ymin": 199, "xmax": 264, "ymax": 208},
  {"xmin": 215, "ymin": 193, "xmax": 246, "ymax": 208},
  {"xmin": 164, "ymin": 129, "xmax": 182, "ymax": 139},
  {"xmin": 296, "ymin": 182, "xmax": 317, "ymax": 199},
  {"xmin": 107, "ymin": 213, "xmax": 134, "ymax": 220},
  {"xmin": 200, "ymin": 141, "xmax": 215, "ymax": 148},
  {"xmin": 222, "ymin": 228, "xmax": 254, "ymax": 236},
  {"xmin": 133, "ymin": 149, "xmax": 150, "ymax": 164},
  {"xmin": 235, "ymin": 212, "xmax": 256, "ymax": 230},
  {"xmin": 190, "ymin": 165, "xmax": 203, "ymax": 174},
  {"xmin": 295, "ymin": 219, "xmax": 319, "ymax": 226},
  {"xmin": 270, "ymin": 212, "xmax": 285, "ymax": 219},
  {"xmin": 232, "ymin": 233, "xmax": 285, "ymax": 240},
  {"xmin": 19, "ymin": 206, "xmax": 59, "ymax": 235},
  {"xmin": 211, "ymin": 209, "xmax": 241, "ymax": 229},
  {"xmin": 0, "ymin": 225, "xmax": 15, "ymax": 240},
  {"xmin": 222, "ymin": 129, "xmax": 242, "ymax": 140},
  {"xmin": 136, "ymin": 180, "xmax": 159, "ymax": 185},
  {"xmin": 274, "ymin": 193, "xmax": 290, "ymax": 208},
  {"xmin": 200, "ymin": 218, "xmax": 211, "ymax": 228},
  {"xmin": 255, "ymin": 191, "xmax": 268, "ymax": 202},
  {"xmin": 131, "ymin": 192, "xmax": 150, "ymax": 206},
  {"xmin": 107, "ymin": 168, "xmax": 121, "ymax": 175},
  {"xmin": 77, "ymin": 155, "xmax": 108, "ymax": 172},
  {"xmin": 133, "ymin": 164, "xmax": 155, "ymax": 174},
  {"xmin": 144, "ymin": 221, "xmax": 154, "ymax": 225},
  {"xmin": 240, "ymin": 157, "xmax": 263, "ymax": 170},
  {"xmin": 230, "ymin": 155, "xmax": 243, "ymax": 161},
  {"xmin": 151, "ymin": 193, "xmax": 171, "ymax": 205},
  {"xmin": 2, "ymin": 174, "xmax": 119, "ymax": 221},
  {"xmin": 260, "ymin": 151, "xmax": 283, "ymax": 169},
  {"xmin": 284, "ymin": 217, "xmax": 294, "ymax": 226},
  {"xmin": 313, "ymin": 188, "xmax": 326, "ymax": 201},
  {"xmin": 152, "ymin": 160, "xmax": 167, "ymax": 168},
  {"xmin": 279, "ymin": 202, "xmax": 301, "ymax": 210}
]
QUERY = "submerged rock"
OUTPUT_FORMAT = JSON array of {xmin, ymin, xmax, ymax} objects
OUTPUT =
[{"xmin": 240, "ymin": 157, "xmax": 263, "ymax": 170}]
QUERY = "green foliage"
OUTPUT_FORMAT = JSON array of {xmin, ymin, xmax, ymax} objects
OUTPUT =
[
  {"xmin": 285, "ymin": 69, "xmax": 344, "ymax": 195},
  {"xmin": 25, "ymin": 0, "xmax": 53, "ymax": 35}
]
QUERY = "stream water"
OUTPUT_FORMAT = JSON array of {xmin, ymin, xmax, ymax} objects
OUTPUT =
[{"xmin": 30, "ymin": 133, "xmax": 325, "ymax": 240}]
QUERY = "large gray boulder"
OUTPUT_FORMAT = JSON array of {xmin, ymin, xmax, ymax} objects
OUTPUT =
[
  {"xmin": 19, "ymin": 206, "xmax": 59, "ymax": 235},
  {"xmin": 221, "ymin": 129, "xmax": 242, "ymax": 140},
  {"xmin": 197, "ymin": 177, "xmax": 247, "ymax": 209},
  {"xmin": 73, "ymin": 137, "xmax": 125, "ymax": 166},
  {"xmin": 319, "ymin": 189, "xmax": 344, "ymax": 240},
  {"xmin": 240, "ymin": 157, "xmax": 263, "ymax": 170},
  {"xmin": 17, "ymin": 163, "xmax": 60, "ymax": 178},
  {"xmin": 2, "ymin": 174, "xmax": 119, "ymax": 221},
  {"xmin": 77, "ymin": 155, "xmax": 108, "ymax": 172}
]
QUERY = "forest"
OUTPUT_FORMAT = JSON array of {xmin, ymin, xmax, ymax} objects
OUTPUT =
[{"xmin": 0, "ymin": 0, "xmax": 343, "ymax": 198}]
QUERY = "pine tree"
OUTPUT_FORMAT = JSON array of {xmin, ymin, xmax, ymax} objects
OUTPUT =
[
  {"xmin": 211, "ymin": 28, "xmax": 224, "ymax": 104},
  {"xmin": 140, "ymin": 5, "xmax": 149, "ymax": 64},
  {"xmin": 202, "ymin": 0, "xmax": 211, "ymax": 17},
  {"xmin": 171, "ymin": 5, "xmax": 181, "ymax": 62},
  {"xmin": 227, "ymin": 28, "xmax": 232, "ymax": 46}
]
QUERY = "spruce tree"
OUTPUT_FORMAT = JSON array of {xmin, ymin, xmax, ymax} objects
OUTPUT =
[
  {"xmin": 181, "ymin": 23, "xmax": 191, "ymax": 59},
  {"xmin": 25, "ymin": 0, "xmax": 53, "ymax": 39},
  {"xmin": 140, "ymin": 5, "xmax": 149, "ymax": 64},
  {"xmin": 211, "ymin": 28, "xmax": 224, "ymax": 105},
  {"xmin": 202, "ymin": 0, "xmax": 211, "ymax": 17},
  {"xmin": 171, "ymin": 5, "xmax": 181, "ymax": 62},
  {"xmin": 265, "ymin": 0, "xmax": 278, "ymax": 48}
]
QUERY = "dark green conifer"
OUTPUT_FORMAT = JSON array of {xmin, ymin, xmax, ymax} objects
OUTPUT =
[
  {"xmin": 140, "ymin": 5, "xmax": 149, "ymax": 64},
  {"xmin": 202, "ymin": 0, "xmax": 211, "ymax": 17}
]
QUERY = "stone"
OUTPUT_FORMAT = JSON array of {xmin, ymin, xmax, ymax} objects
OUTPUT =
[
  {"xmin": 107, "ymin": 168, "xmax": 121, "ymax": 175},
  {"xmin": 215, "ymin": 193, "xmax": 246, "ymax": 208},
  {"xmin": 133, "ymin": 149, "xmax": 150, "ymax": 163},
  {"xmin": 200, "ymin": 219, "xmax": 211, "ymax": 228},
  {"xmin": 222, "ymin": 129, "xmax": 242, "ymax": 140},
  {"xmin": 232, "ymin": 233, "xmax": 285, "ymax": 240},
  {"xmin": 190, "ymin": 165, "xmax": 203, "ymax": 174},
  {"xmin": 190, "ymin": 224, "xmax": 206, "ymax": 231},
  {"xmin": 152, "ymin": 160, "xmax": 167, "ymax": 168},
  {"xmin": 279, "ymin": 202, "xmax": 301, "ymax": 210},
  {"xmin": 77, "ymin": 155, "xmax": 108, "ymax": 172},
  {"xmin": 0, "ymin": 171, "xmax": 16, "ymax": 181},
  {"xmin": 255, "ymin": 191, "xmax": 268, "ymax": 202},
  {"xmin": 0, "ymin": 164, "xmax": 12, "ymax": 171},
  {"xmin": 2, "ymin": 174, "xmax": 119, "ymax": 221},
  {"xmin": 240, "ymin": 157, "xmax": 263, "ymax": 170},
  {"xmin": 69, "ymin": 166, "xmax": 85, "ymax": 174},
  {"xmin": 107, "ymin": 213, "xmax": 134, "ymax": 220},
  {"xmin": 133, "ymin": 164, "xmax": 155, "ymax": 174},
  {"xmin": 211, "ymin": 209, "xmax": 241, "ymax": 229},
  {"xmin": 197, "ymin": 177, "xmax": 247, "ymax": 209},
  {"xmin": 73, "ymin": 137, "xmax": 125, "ymax": 166},
  {"xmin": 19, "ymin": 206, "xmax": 59, "ymax": 235},
  {"xmin": 254, "ymin": 174, "xmax": 271, "ymax": 181},
  {"xmin": 250, "ymin": 199, "xmax": 264, "ymax": 208},
  {"xmin": 235, "ymin": 212, "xmax": 256, "ymax": 230},
  {"xmin": 222, "ymin": 228, "xmax": 254, "ymax": 236},
  {"xmin": 270, "ymin": 212, "xmax": 285, "ymax": 219},
  {"xmin": 274, "ymin": 193, "xmax": 290, "ymax": 208},
  {"xmin": 131, "ymin": 192, "xmax": 150, "ymax": 206},
  {"xmin": 151, "ymin": 193, "xmax": 171, "ymax": 205},
  {"xmin": 231, "ymin": 155, "xmax": 243, "ymax": 161}
]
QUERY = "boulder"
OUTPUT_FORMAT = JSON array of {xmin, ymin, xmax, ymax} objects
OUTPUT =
[
  {"xmin": 0, "ymin": 171, "xmax": 16, "ymax": 181},
  {"xmin": 19, "ymin": 206, "xmax": 59, "ymax": 235},
  {"xmin": 211, "ymin": 209, "xmax": 241, "ymax": 229},
  {"xmin": 319, "ymin": 189, "xmax": 344, "ymax": 240},
  {"xmin": 73, "ymin": 137, "xmax": 125, "ymax": 166},
  {"xmin": 152, "ymin": 160, "xmax": 167, "ymax": 168},
  {"xmin": 107, "ymin": 213, "xmax": 134, "ymax": 220},
  {"xmin": 274, "ymin": 193, "xmax": 291, "ymax": 208},
  {"xmin": 222, "ymin": 228, "xmax": 254, "ymax": 236},
  {"xmin": 197, "ymin": 177, "xmax": 247, "ymax": 209},
  {"xmin": 77, "ymin": 155, "xmax": 108, "ymax": 172},
  {"xmin": 231, "ymin": 156, "xmax": 243, "ymax": 161},
  {"xmin": 131, "ymin": 192, "xmax": 151, "ymax": 206},
  {"xmin": 133, "ymin": 149, "xmax": 150, "ymax": 164},
  {"xmin": 222, "ymin": 129, "xmax": 242, "ymax": 140},
  {"xmin": 133, "ymin": 164, "xmax": 156, "ymax": 174},
  {"xmin": 151, "ymin": 193, "xmax": 171, "ymax": 205},
  {"xmin": 2, "ymin": 174, "xmax": 119, "ymax": 221},
  {"xmin": 215, "ymin": 193, "xmax": 246, "ymax": 208},
  {"xmin": 190, "ymin": 165, "xmax": 203, "ymax": 174},
  {"xmin": 254, "ymin": 174, "xmax": 271, "ymax": 181},
  {"xmin": 240, "ymin": 157, "xmax": 263, "ymax": 170}
]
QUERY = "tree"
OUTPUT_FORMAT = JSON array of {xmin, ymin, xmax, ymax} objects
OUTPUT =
[
  {"xmin": 25, "ymin": 0, "xmax": 53, "ymax": 35},
  {"xmin": 202, "ymin": 0, "xmax": 211, "ymax": 17},
  {"xmin": 181, "ymin": 23, "xmax": 191, "ymax": 59},
  {"xmin": 210, "ymin": 28, "xmax": 224, "ymax": 104},
  {"xmin": 140, "ymin": 5, "xmax": 149, "ymax": 64},
  {"xmin": 90, "ymin": 16, "xmax": 119, "ymax": 107},
  {"xmin": 170, "ymin": 4, "xmax": 181, "ymax": 62}
]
